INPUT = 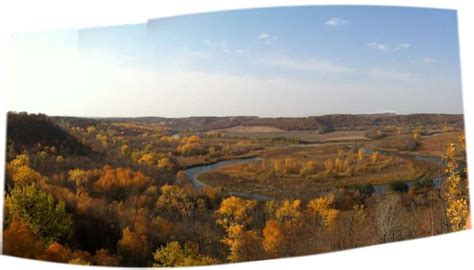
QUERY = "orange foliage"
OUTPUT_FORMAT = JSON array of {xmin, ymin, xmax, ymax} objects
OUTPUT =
[
  {"xmin": 262, "ymin": 219, "xmax": 283, "ymax": 256},
  {"xmin": 40, "ymin": 242, "xmax": 73, "ymax": 263},
  {"xmin": 117, "ymin": 227, "xmax": 150, "ymax": 265},
  {"xmin": 3, "ymin": 216, "xmax": 44, "ymax": 259},
  {"xmin": 94, "ymin": 249, "xmax": 121, "ymax": 266},
  {"xmin": 95, "ymin": 166, "xmax": 151, "ymax": 192}
]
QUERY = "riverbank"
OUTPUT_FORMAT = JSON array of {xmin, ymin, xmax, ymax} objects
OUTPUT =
[{"xmin": 185, "ymin": 142, "xmax": 445, "ymax": 200}]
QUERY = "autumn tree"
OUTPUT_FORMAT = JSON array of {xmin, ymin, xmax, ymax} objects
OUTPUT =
[
  {"xmin": 443, "ymin": 142, "xmax": 470, "ymax": 231},
  {"xmin": 262, "ymin": 219, "xmax": 283, "ymax": 257},
  {"xmin": 344, "ymin": 205, "xmax": 367, "ymax": 248},
  {"xmin": 120, "ymin": 144, "xmax": 130, "ymax": 156},
  {"xmin": 273, "ymin": 159, "xmax": 284, "ymax": 174},
  {"xmin": 323, "ymin": 159, "xmax": 334, "ymax": 176},
  {"xmin": 138, "ymin": 153, "xmax": 155, "ymax": 166},
  {"xmin": 40, "ymin": 242, "xmax": 73, "ymax": 263},
  {"xmin": 95, "ymin": 166, "xmax": 151, "ymax": 199},
  {"xmin": 5, "ymin": 185, "xmax": 72, "ymax": 243},
  {"xmin": 3, "ymin": 216, "xmax": 44, "ymax": 259},
  {"xmin": 215, "ymin": 197, "xmax": 261, "ymax": 262},
  {"xmin": 68, "ymin": 169, "xmax": 90, "ymax": 195},
  {"xmin": 178, "ymin": 135, "xmax": 203, "ymax": 156},
  {"xmin": 157, "ymin": 184, "xmax": 195, "ymax": 222},
  {"xmin": 370, "ymin": 151, "xmax": 380, "ymax": 164},
  {"xmin": 157, "ymin": 156, "xmax": 174, "ymax": 170},
  {"xmin": 215, "ymin": 196, "xmax": 258, "ymax": 230},
  {"xmin": 334, "ymin": 158, "xmax": 343, "ymax": 173},
  {"xmin": 376, "ymin": 194, "xmax": 409, "ymax": 243},
  {"xmin": 358, "ymin": 148, "xmax": 365, "ymax": 161},
  {"xmin": 117, "ymin": 227, "xmax": 150, "ymax": 266},
  {"xmin": 6, "ymin": 154, "xmax": 43, "ymax": 187},
  {"xmin": 93, "ymin": 249, "xmax": 121, "ymax": 266},
  {"xmin": 307, "ymin": 195, "xmax": 340, "ymax": 231},
  {"xmin": 153, "ymin": 241, "xmax": 217, "ymax": 267},
  {"xmin": 264, "ymin": 200, "xmax": 304, "ymax": 256},
  {"xmin": 306, "ymin": 195, "xmax": 340, "ymax": 251},
  {"xmin": 300, "ymin": 160, "xmax": 316, "ymax": 177},
  {"xmin": 221, "ymin": 224, "xmax": 262, "ymax": 262},
  {"xmin": 283, "ymin": 158, "xmax": 299, "ymax": 174}
]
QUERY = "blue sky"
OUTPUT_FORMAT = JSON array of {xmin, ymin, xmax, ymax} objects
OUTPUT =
[{"xmin": 7, "ymin": 6, "xmax": 463, "ymax": 117}]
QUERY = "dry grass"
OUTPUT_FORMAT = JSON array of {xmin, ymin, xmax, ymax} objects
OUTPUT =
[
  {"xmin": 368, "ymin": 131, "xmax": 465, "ymax": 158},
  {"xmin": 417, "ymin": 132, "xmax": 464, "ymax": 157},
  {"xmin": 218, "ymin": 130, "xmax": 368, "ymax": 143},
  {"xmin": 369, "ymin": 134, "xmax": 417, "ymax": 151},
  {"xmin": 215, "ymin": 125, "xmax": 286, "ymax": 133}
]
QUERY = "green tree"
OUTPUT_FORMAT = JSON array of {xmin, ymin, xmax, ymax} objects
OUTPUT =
[
  {"xmin": 5, "ymin": 185, "xmax": 72, "ymax": 243},
  {"xmin": 153, "ymin": 241, "xmax": 217, "ymax": 267}
]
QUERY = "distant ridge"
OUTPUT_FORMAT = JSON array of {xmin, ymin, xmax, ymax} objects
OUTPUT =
[{"xmin": 44, "ymin": 112, "xmax": 464, "ymax": 133}]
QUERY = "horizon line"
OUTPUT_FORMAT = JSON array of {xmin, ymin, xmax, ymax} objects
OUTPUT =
[{"xmin": 7, "ymin": 111, "xmax": 465, "ymax": 119}]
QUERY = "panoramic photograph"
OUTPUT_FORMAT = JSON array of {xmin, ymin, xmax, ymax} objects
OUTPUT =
[{"xmin": 2, "ymin": 5, "xmax": 471, "ymax": 267}]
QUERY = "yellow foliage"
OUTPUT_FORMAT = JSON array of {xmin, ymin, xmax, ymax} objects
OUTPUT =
[
  {"xmin": 307, "ymin": 194, "xmax": 340, "ymax": 229},
  {"xmin": 323, "ymin": 159, "xmax": 334, "ymax": 175},
  {"xmin": 371, "ymin": 151, "xmax": 380, "ymax": 164},
  {"xmin": 153, "ymin": 241, "xmax": 217, "ymax": 267},
  {"xmin": 221, "ymin": 225, "xmax": 261, "ymax": 262},
  {"xmin": 273, "ymin": 159, "xmax": 284, "ymax": 174},
  {"xmin": 262, "ymin": 219, "xmax": 283, "ymax": 256},
  {"xmin": 157, "ymin": 157, "xmax": 174, "ymax": 170},
  {"xmin": 138, "ymin": 153, "xmax": 155, "ymax": 166},
  {"xmin": 300, "ymin": 160, "xmax": 316, "ymax": 177},
  {"xmin": 444, "ymin": 142, "xmax": 470, "ymax": 231},
  {"xmin": 157, "ymin": 184, "xmax": 194, "ymax": 219},
  {"xmin": 215, "ymin": 196, "xmax": 257, "ymax": 229},
  {"xmin": 56, "ymin": 155, "xmax": 65, "ymax": 163},
  {"xmin": 87, "ymin": 126, "xmax": 96, "ymax": 134},
  {"xmin": 120, "ymin": 144, "xmax": 130, "ymax": 156},
  {"xmin": 274, "ymin": 200, "xmax": 302, "ymax": 226},
  {"xmin": 7, "ymin": 155, "xmax": 43, "ymax": 186},
  {"xmin": 358, "ymin": 148, "xmax": 365, "ymax": 161},
  {"xmin": 284, "ymin": 158, "xmax": 300, "ymax": 174}
]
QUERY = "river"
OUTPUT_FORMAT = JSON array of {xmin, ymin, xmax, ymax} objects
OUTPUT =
[
  {"xmin": 184, "ymin": 157, "xmax": 270, "ymax": 200},
  {"xmin": 184, "ymin": 145, "xmax": 459, "ymax": 200}
]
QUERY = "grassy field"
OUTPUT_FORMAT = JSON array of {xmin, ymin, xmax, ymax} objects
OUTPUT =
[
  {"xmin": 417, "ymin": 132, "xmax": 465, "ymax": 157},
  {"xmin": 366, "ymin": 131, "xmax": 465, "ymax": 158},
  {"xmin": 215, "ymin": 125, "xmax": 286, "ymax": 133},
  {"xmin": 214, "ymin": 129, "xmax": 369, "ymax": 143}
]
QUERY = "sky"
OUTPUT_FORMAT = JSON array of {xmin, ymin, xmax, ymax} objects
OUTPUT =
[{"xmin": 7, "ymin": 6, "xmax": 463, "ymax": 117}]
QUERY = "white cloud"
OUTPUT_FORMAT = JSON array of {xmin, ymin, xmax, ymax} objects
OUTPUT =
[
  {"xmin": 254, "ymin": 56, "xmax": 354, "ymax": 74},
  {"xmin": 423, "ymin": 57, "xmax": 437, "ymax": 63},
  {"xmin": 368, "ymin": 42, "xmax": 411, "ymax": 52},
  {"xmin": 258, "ymin": 33, "xmax": 278, "ymax": 45},
  {"xmin": 392, "ymin": 43, "xmax": 411, "ymax": 51},
  {"xmin": 324, "ymin": 17, "xmax": 350, "ymax": 26},
  {"xmin": 367, "ymin": 42, "xmax": 390, "ymax": 52}
]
